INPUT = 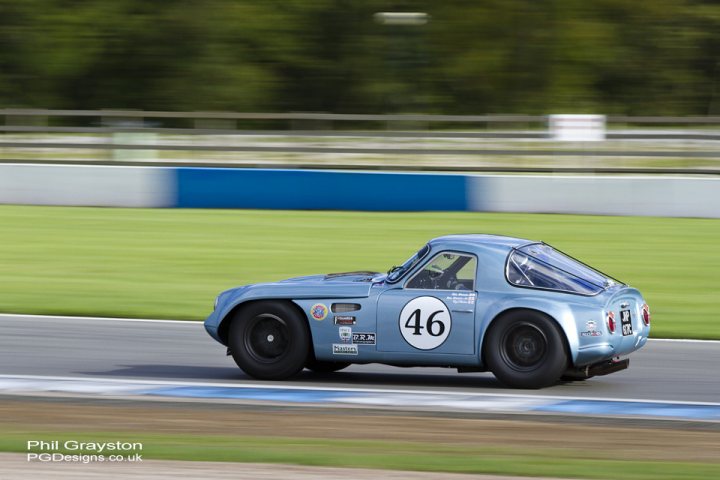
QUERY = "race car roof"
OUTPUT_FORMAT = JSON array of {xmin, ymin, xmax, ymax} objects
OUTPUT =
[{"xmin": 429, "ymin": 234, "xmax": 535, "ymax": 252}]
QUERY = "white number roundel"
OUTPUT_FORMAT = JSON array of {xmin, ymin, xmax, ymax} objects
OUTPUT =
[{"xmin": 399, "ymin": 296, "xmax": 451, "ymax": 350}]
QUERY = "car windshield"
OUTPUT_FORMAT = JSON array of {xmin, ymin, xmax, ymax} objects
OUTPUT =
[
  {"xmin": 506, "ymin": 243, "xmax": 620, "ymax": 295},
  {"xmin": 387, "ymin": 244, "xmax": 430, "ymax": 283}
]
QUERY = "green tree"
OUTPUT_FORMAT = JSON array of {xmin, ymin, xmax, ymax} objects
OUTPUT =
[{"xmin": 1, "ymin": 0, "xmax": 719, "ymax": 115}]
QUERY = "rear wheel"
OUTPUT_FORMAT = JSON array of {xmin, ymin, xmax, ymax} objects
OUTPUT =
[
  {"xmin": 228, "ymin": 301, "xmax": 310, "ymax": 380},
  {"xmin": 485, "ymin": 310, "xmax": 567, "ymax": 389}
]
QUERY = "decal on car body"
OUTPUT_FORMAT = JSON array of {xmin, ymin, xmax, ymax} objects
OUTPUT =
[
  {"xmin": 310, "ymin": 303, "xmax": 328, "ymax": 321},
  {"xmin": 332, "ymin": 344, "xmax": 358, "ymax": 355},
  {"xmin": 581, "ymin": 320, "xmax": 602, "ymax": 337},
  {"xmin": 334, "ymin": 315, "xmax": 356, "ymax": 325},
  {"xmin": 446, "ymin": 292, "xmax": 476, "ymax": 305},
  {"xmin": 352, "ymin": 332, "xmax": 376, "ymax": 345},
  {"xmin": 339, "ymin": 326, "xmax": 352, "ymax": 343},
  {"xmin": 399, "ymin": 296, "xmax": 451, "ymax": 350}
]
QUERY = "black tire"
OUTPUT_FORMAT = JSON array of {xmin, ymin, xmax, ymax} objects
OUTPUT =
[
  {"xmin": 305, "ymin": 358, "xmax": 351, "ymax": 373},
  {"xmin": 485, "ymin": 310, "xmax": 568, "ymax": 389},
  {"xmin": 228, "ymin": 301, "xmax": 310, "ymax": 380}
]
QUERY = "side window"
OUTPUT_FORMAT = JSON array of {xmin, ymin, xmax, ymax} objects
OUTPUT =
[{"xmin": 406, "ymin": 252, "xmax": 477, "ymax": 290}]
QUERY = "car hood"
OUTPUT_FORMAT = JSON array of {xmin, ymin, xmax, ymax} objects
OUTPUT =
[
  {"xmin": 284, "ymin": 271, "xmax": 382, "ymax": 283},
  {"xmin": 268, "ymin": 270, "xmax": 385, "ymax": 298},
  {"xmin": 223, "ymin": 271, "xmax": 386, "ymax": 305}
]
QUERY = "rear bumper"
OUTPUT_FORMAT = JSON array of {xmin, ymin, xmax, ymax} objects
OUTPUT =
[
  {"xmin": 576, "ymin": 343, "xmax": 615, "ymax": 365},
  {"xmin": 575, "ymin": 333, "xmax": 647, "ymax": 366}
]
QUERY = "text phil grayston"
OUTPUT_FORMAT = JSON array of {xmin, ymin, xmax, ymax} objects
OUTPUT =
[{"xmin": 27, "ymin": 440, "xmax": 143, "ymax": 452}]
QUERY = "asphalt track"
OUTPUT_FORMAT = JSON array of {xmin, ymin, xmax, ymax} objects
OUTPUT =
[{"xmin": 1, "ymin": 314, "xmax": 719, "ymax": 405}]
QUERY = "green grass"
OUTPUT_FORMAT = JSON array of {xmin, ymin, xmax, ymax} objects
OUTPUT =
[
  {"xmin": 1, "ymin": 431, "xmax": 718, "ymax": 479},
  {"xmin": 0, "ymin": 205, "xmax": 718, "ymax": 338}
]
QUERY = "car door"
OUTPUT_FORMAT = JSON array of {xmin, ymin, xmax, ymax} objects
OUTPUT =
[{"xmin": 376, "ymin": 251, "xmax": 477, "ymax": 355}]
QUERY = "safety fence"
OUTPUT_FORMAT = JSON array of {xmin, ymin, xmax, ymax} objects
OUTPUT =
[{"xmin": 2, "ymin": 109, "xmax": 720, "ymax": 174}]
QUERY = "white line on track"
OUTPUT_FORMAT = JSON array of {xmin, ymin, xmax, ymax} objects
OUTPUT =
[
  {"xmin": 0, "ymin": 313, "xmax": 201, "ymax": 325},
  {"xmin": 647, "ymin": 338, "xmax": 720, "ymax": 344},
  {"xmin": 1, "ymin": 313, "xmax": 719, "ymax": 344},
  {"xmin": 1, "ymin": 373, "xmax": 719, "ymax": 407}
]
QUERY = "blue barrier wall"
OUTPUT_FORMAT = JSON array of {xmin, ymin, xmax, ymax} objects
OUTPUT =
[
  {"xmin": 175, "ymin": 168, "xmax": 469, "ymax": 211},
  {"xmin": 2, "ymin": 164, "xmax": 720, "ymax": 217}
]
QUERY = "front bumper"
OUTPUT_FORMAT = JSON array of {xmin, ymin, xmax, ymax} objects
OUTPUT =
[{"xmin": 204, "ymin": 310, "xmax": 222, "ymax": 343}]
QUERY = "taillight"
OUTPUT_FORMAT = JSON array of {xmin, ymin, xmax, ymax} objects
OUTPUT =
[
  {"xmin": 606, "ymin": 311, "xmax": 616, "ymax": 334},
  {"xmin": 642, "ymin": 304, "xmax": 651, "ymax": 326}
]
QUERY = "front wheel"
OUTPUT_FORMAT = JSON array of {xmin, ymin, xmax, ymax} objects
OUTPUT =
[
  {"xmin": 485, "ymin": 310, "xmax": 568, "ymax": 389},
  {"xmin": 228, "ymin": 301, "xmax": 310, "ymax": 380}
]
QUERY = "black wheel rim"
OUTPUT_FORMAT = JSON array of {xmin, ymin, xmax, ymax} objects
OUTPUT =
[
  {"xmin": 244, "ymin": 314, "xmax": 289, "ymax": 363},
  {"xmin": 500, "ymin": 322, "xmax": 547, "ymax": 371}
]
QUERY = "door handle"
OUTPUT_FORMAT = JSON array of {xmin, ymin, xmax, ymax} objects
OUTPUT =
[{"xmin": 451, "ymin": 309, "xmax": 473, "ymax": 314}]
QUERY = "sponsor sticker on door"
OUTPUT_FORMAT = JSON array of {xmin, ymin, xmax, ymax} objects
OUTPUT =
[
  {"xmin": 352, "ymin": 332, "xmax": 376, "ymax": 345},
  {"xmin": 332, "ymin": 344, "xmax": 358, "ymax": 355}
]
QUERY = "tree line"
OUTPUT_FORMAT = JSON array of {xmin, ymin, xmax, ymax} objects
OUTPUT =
[{"xmin": 1, "ymin": 0, "xmax": 719, "ymax": 115}]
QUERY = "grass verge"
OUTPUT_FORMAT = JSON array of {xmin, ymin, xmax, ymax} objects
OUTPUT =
[
  {"xmin": 2, "ymin": 399, "xmax": 718, "ymax": 479},
  {"xmin": 1, "ymin": 431, "xmax": 719, "ymax": 480},
  {"xmin": 0, "ymin": 205, "xmax": 718, "ymax": 338}
]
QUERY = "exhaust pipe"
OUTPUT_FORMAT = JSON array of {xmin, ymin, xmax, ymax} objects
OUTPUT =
[{"xmin": 563, "ymin": 357, "xmax": 629, "ymax": 380}]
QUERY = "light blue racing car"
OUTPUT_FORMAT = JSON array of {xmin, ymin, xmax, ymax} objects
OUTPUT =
[{"xmin": 205, "ymin": 234, "xmax": 650, "ymax": 388}]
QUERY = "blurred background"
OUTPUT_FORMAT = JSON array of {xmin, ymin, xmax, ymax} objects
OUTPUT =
[
  {"xmin": 1, "ymin": 0, "xmax": 720, "ymax": 115},
  {"xmin": 2, "ymin": 0, "xmax": 720, "ymax": 172}
]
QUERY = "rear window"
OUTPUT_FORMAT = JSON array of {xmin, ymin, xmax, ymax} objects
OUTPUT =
[{"xmin": 505, "ymin": 243, "xmax": 618, "ymax": 295}]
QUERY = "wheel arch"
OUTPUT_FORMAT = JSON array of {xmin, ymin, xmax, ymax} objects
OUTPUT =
[
  {"xmin": 217, "ymin": 298, "xmax": 312, "ymax": 347},
  {"xmin": 480, "ymin": 307, "xmax": 572, "ymax": 368}
]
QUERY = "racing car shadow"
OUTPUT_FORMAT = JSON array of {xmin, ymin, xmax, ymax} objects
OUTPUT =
[
  {"xmin": 81, "ymin": 364, "xmax": 505, "ymax": 389},
  {"xmin": 296, "ymin": 369, "xmax": 504, "ymax": 389},
  {"xmin": 79, "ymin": 365, "xmax": 243, "ymax": 381}
]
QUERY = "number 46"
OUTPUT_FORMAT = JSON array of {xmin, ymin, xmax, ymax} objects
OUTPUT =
[{"xmin": 404, "ymin": 309, "xmax": 446, "ymax": 337}]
